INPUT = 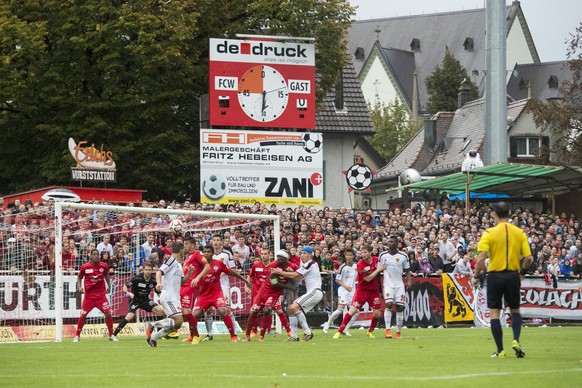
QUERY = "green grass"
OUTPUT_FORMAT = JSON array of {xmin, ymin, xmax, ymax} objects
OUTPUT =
[{"xmin": 1, "ymin": 327, "xmax": 581, "ymax": 387}]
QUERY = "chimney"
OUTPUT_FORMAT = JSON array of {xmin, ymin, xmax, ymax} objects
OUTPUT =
[
  {"xmin": 424, "ymin": 120, "xmax": 437, "ymax": 149},
  {"xmin": 458, "ymin": 78, "xmax": 472, "ymax": 108},
  {"xmin": 334, "ymin": 73, "xmax": 344, "ymax": 110},
  {"xmin": 412, "ymin": 70, "xmax": 419, "ymax": 120}
]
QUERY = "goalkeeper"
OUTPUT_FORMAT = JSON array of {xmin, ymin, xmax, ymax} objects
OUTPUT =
[{"xmin": 113, "ymin": 262, "xmax": 165, "ymax": 338}]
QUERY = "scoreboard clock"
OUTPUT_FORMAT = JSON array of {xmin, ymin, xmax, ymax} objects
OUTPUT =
[{"xmin": 209, "ymin": 38, "xmax": 316, "ymax": 129}]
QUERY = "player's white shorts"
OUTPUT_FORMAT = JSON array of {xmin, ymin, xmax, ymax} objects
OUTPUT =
[
  {"xmin": 383, "ymin": 285, "xmax": 406, "ymax": 305},
  {"xmin": 294, "ymin": 288, "xmax": 324, "ymax": 313},
  {"xmin": 337, "ymin": 289, "xmax": 355, "ymax": 306},
  {"xmin": 221, "ymin": 285, "xmax": 231, "ymax": 305},
  {"xmin": 160, "ymin": 291, "xmax": 182, "ymax": 317}
]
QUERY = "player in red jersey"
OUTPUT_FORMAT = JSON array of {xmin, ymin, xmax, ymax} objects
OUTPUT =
[
  {"xmin": 245, "ymin": 248, "xmax": 271, "ymax": 336},
  {"xmin": 242, "ymin": 250, "xmax": 297, "ymax": 342},
  {"xmin": 73, "ymin": 249, "xmax": 115, "ymax": 342},
  {"xmin": 333, "ymin": 244, "xmax": 385, "ymax": 339},
  {"xmin": 180, "ymin": 236, "xmax": 210, "ymax": 343},
  {"xmin": 191, "ymin": 245, "xmax": 252, "ymax": 343}
]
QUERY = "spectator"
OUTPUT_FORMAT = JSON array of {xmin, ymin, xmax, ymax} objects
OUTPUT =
[
  {"xmin": 418, "ymin": 256, "xmax": 434, "ymax": 277},
  {"xmin": 96, "ymin": 234, "xmax": 113, "ymax": 256},
  {"xmin": 407, "ymin": 250, "xmax": 420, "ymax": 276},
  {"xmin": 560, "ymin": 258, "xmax": 573, "ymax": 278},
  {"xmin": 62, "ymin": 242, "xmax": 76, "ymax": 272},
  {"xmin": 547, "ymin": 257, "xmax": 561, "ymax": 276},
  {"xmin": 453, "ymin": 251, "xmax": 473, "ymax": 277},
  {"xmin": 141, "ymin": 234, "xmax": 156, "ymax": 259},
  {"xmin": 572, "ymin": 255, "xmax": 582, "ymax": 277},
  {"xmin": 428, "ymin": 244, "xmax": 444, "ymax": 275}
]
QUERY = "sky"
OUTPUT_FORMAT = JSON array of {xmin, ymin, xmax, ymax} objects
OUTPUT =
[{"xmin": 348, "ymin": 0, "xmax": 582, "ymax": 62}]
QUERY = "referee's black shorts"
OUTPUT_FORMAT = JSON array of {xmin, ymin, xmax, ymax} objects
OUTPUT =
[{"xmin": 487, "ymin": 271, "xmax": 521, "ymax": 310}]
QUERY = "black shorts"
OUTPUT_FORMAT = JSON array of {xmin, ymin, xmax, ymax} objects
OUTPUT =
[
  {"xmin": 487, "ymin": 271, "xmax": 521, "ymax": 310},
  {"xmin": 128, "ymin": 299, "xmax": 158, "ymax": 313}
]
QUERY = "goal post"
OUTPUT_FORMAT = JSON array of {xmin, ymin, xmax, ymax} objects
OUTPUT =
[{"xmin": 6, "ymin": 202, "xmax": 280, "ymax": 342}]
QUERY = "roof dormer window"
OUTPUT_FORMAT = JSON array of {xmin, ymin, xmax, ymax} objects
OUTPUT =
[{"xmin": 410, "ymin": 38, "xmax": 420, "ymax": 51}]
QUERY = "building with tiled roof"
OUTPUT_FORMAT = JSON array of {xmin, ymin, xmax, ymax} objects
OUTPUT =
[
  {"xmin": 370, "ymin": 96, "xmax": 533, "ymax": 206},
  {"xmin": 507, "ymin": 61, "xmax": 570, "ymax": 101},
  {"xmin": 348, "ymin": 1, "xmax": 539, "ymax": 115},
  {"xmin": 316, "ymin": 60, "xmax": 376, "ymax": 208}
]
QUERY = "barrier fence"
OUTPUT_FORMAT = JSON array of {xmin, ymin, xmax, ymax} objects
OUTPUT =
[{"xmin": 1, "ymin": 271, "xmax": 581, "ymax": 341}]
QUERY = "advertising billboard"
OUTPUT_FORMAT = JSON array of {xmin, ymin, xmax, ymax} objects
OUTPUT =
[
  {"xmin": 208, "ymin": 38, "xmax": 316, "ymax": 129},
  {"xmin": 200, "ymin": 129, "xmax": 323, "ymax": 207}
]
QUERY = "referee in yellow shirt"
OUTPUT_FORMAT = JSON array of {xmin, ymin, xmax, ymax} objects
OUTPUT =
[{"xmin": 473, "ymin": 202, "xmax": 533, "ymax": 359}]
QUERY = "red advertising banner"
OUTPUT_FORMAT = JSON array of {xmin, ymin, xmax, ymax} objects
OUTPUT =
[{"xmin": 208, "ymin": 38, "xmax": 316, "ymax": 129}]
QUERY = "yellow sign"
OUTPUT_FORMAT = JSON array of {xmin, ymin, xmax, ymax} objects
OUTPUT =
[{"xmin": 442, "ymin": 273, "xmax": 475, "ymax": 322}]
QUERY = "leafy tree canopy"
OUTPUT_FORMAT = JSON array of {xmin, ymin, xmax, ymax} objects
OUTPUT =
[
  {"xmin": 527, "ymin": 23, "xmax": 582, "ymax": 167},
  {"xmin": 0, "ymin": 0, "xmax": 355, "ymax": 200},
  {"xmin": 367, "ymin": 99, "xmax": 422, "ymax": 163},
  {"xmin": 425, "ymin": 47, "xmax": 479, "ymax": 114}
]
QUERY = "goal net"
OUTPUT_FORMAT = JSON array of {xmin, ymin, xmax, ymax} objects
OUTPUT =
[{"xmin": 0, "ymin": 202, "xmax": 279, "ymax": 342}]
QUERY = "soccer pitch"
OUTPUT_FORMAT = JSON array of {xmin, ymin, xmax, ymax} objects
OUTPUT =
[{"xmin": 1, "ymin": 327, "xmax": 581, "ymax": 387}]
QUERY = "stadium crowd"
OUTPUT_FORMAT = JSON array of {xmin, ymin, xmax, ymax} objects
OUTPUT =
[{"xmin": 1, "ymin": 195, "xmax": 582, "ymax": 284}]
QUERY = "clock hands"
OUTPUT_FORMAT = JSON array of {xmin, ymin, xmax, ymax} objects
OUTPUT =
[
  {"xmin": 261, "ymin": 90, "xmax": 268, "ymax": 113},
  {"xmin": 264, "ymin": 86, "xmax": 288, "ymax": 95}
]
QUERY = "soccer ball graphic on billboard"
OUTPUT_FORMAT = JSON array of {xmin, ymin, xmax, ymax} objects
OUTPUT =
[
  {"xmin": 302, "ymin": 133, "xmax": 322, "ymax": 154},
  {"xmin": 202, "ymin": 174, "xmax": 227, "ymax": 200}
]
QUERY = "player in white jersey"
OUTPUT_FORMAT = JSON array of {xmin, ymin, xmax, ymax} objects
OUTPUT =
[
  {"xmin": 323, "ymin": 249, "xmax": 357, "ymax": 335},
  {"xmin": 379, "ymin": 235, "xmax": 412, "ymax": 339},
  {"xmin": 146, "ymin": 242, "xmax": 193, "ymax": 347},
  {"xmin": 272, "ymin": 246, "xmax": 323, "ymax": 341},
  {"xmin": 204, "ymin": 234, "xmax": 238, "ymax": 340}
]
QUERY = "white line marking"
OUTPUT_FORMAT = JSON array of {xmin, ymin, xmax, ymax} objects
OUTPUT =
[{"xmin": 1, "ymin": 369, "xmax": 581, "ymax": 380}]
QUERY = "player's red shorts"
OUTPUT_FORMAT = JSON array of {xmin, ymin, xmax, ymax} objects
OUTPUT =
[
  {"xmin": 180, "ymin": 287, "xmax": 199, "ymax": 310},
  {"xmin": 250, "ymin": 287, "xmax": 282, "ymax": 313},
  {"xmin": 193, "ymin": 290, "xmax": 226, "ymax": 312},
  {"xmin": 350, "ymin": 288, "xmax": 382, "ymax": 310},
  {"xmin": 81, "ymin": 296, "xmax": 111, "ymax": 315}
]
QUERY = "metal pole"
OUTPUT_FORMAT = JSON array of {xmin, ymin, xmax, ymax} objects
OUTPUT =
[
  {"xmin": 485, "ymin": 0, "xmax": 507, "ymax": 165},
  {"xmin": 54, "ymin": 203, "xmax": 63, "ymax": 342}
]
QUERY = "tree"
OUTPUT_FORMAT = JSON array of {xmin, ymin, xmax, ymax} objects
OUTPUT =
[
  {"xmin": 425, "ymin": 48, "xmax": 479, "ymax": 114},
  {"xmin": 527, "ymin": 23, "xmax": 582, "ymax": 167},
  {"xmin": 367, "ymin": 99, "xmax": 422, "ymax": 162},
  {"xmin": 0, "ymin": 0, "xmax": 355, "ymax": 199}
]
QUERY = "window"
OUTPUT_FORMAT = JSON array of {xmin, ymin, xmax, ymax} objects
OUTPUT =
[{"xmin": 514, "ymin": 137, "xmax": 541, "ymax": 157}]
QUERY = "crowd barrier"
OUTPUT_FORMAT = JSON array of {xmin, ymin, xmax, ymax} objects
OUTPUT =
[{"xmin": 1, "ymin": 271, "xmax": 581, "ymax": 337}]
